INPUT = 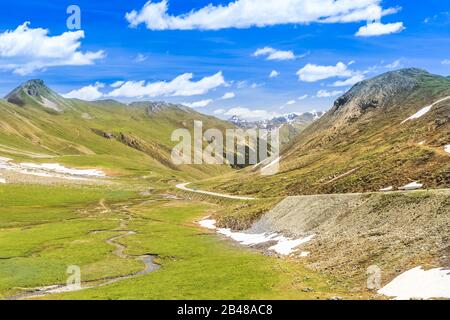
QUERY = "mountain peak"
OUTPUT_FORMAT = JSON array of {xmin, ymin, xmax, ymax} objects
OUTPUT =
[
  {"xmin": 18, "ymin": 79, "xmax": 47, "ymax": 97},
  {"xmin": 129, "ymin": 101, "xmax": 192, "ymax": 115},
  {"xmin": 306, "ymin": 67, "xmax": 450, "ymax": 133},
  {"xmin": 329, "ymin": 68, "xmax": 428, "ymax": 123},
  {"xmin": 24, "ymin": 79, "xmax": 46, "ymax": 86},
  {"xmin": 392, "ymin": 67, "xmax": 429, "ymax": 76},
  {"xmin": 228, "ymin": 114, "xmax": 246, "ymax": 123},
  {"xmin": 5, "ymin": 79, "xmax": 68, "ymax": 112}
]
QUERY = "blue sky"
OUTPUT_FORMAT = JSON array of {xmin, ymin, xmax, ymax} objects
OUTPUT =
[{"xmin": 0, "ymin": 0, "xmax": 449, "ymax": 120}]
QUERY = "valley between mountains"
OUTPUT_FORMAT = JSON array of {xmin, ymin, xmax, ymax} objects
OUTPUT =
[{"xmin": 0, "ymin": 68, "xmax": 448, "ymax": 300}]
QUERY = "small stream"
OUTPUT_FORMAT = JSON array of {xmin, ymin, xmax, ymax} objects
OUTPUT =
[{"xmin": 10, "ymin": 222, "xmax": 160, "ymax": 300}]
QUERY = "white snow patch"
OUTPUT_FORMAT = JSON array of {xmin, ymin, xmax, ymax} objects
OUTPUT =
[
  {"xmin": 268, "ymin": 235, "xmax": 315, "ymax": 255},
  {"xmin": 20, "ymin": 163, "xmax": 105, "ymax": 177},
  {"xmin": 299, "ymin": 251, "xmax": 310, "ymax": 257},
  {"xmin": 198, "ymin": 218, "xmax": 314, "ymax": 256},
  {"xmin": 198, "ymin": 219, "xmax": 217, "ymax": 230},
  {"xmin": 378, "ymin": 266, "xmax": 450, "ymax": 300},
  {"xmin": 401, "ymin": 106, "xmax": 432, "ymax": 124},
  {"xmin": 218, "ymin": 228, "xmax": 279, "ymax": 246},
  {"xmin": 379, "ymin": 186, "xmax": 394, "ymax": 192},
  {"xmin": 444, "ymin": 145, "xmax": 450, "ymax": 154},
  {"xmin": 0, "ymin": 157, "xmax": 106, "ymax": 180},
  {"xmin": 399, "ymin": 181, "xmax": 423, "ymax": 191},
  {"xmin": 402, "ymin": 96, "xmax": 450, "ymax": 124}
]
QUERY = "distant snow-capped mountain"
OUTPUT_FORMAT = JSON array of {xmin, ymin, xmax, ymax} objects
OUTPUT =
[
  {"xmin": 228, "ymin": 111, "xmax": 324, "ymax": 130},
  {"xmin": 228, "ymin": 111, "xmax": 325, "ymax": 147}
]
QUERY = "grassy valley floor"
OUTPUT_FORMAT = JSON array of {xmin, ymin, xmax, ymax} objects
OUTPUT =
[{"xmin": 0, "ymin": 183, "xmax": 366, "ymax": 300}]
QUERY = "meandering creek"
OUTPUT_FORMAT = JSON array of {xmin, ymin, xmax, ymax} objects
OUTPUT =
[{"xmin": 10, "ymin": 219, "xmax": 160, "ymax": 300}]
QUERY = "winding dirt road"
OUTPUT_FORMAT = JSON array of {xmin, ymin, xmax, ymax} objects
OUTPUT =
[{"xmin": 176, "ymin": 182, "xmax": 255, "ymax": 200}]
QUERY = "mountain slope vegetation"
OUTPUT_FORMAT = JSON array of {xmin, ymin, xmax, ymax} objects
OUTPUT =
[
  {"xmin": 195, "ymin": 69, "xmax": 450, "ymax": 197},
  {"xmin": 0, "ymin": 80, "xmax": 235, "ymax": 181}
]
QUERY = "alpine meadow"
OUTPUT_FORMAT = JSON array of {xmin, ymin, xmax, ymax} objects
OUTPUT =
[{"xmin": 0, "ymin": 0, "xmax": 448, "ymax": 305}]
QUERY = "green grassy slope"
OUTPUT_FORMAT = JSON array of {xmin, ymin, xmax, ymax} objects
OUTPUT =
[
  {"xmin": 0, "ymin": 80, "xmax": 235, "ymax": 181},
  {"xmin": 194, "ymin": 69, "xmax": 450, "ymax": 197}
]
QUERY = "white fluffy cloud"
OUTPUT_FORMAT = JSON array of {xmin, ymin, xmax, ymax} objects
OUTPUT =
[
  {"xmin": 111, "ymin": 81, "xmax": 125, "ymax": 88},
  {"xmin": 183, "ymin": 99, "xmax": 213, "ymax": 108},
  {"xmin": 331, "ymin": 74, "xmax": 365, "ymax": 87},
  {"xmin": 224, "ymin": 107, "xmax": 279, "ymax": 121},
  {"xmin": 364, "ymin": 59, "xmax": 404, "ymax": 74},
  {"xmin": 286, "ymin": 100, "xmax": 296, "ymax": 105},
  {"xmin": 298, "ymin": 94, "xmax": 308, "ymax": 100},
  {"xmin": 297, "ymin": 62, "xmax": 354, "ymax": 82},
  {"xmin": 126, "ymin": 0, "xmax": 400, "ymax": 33},
  {"xmin": 269, "ymin": 70, "xmax": 280, "ymax": 78},
  {"xmin": 298, "ymin": 62, "xmax": 366, "ymax": 86},
  {"xmin": 356, "ymin": 22, "xmax": 405, "ymax": 37},
  {"xmin": 442, "ymin": 60, "xmax": 450, "ymax": 65},
  {"xmin": 250, "ymin": 83, "xmax": 263, "ymax": 89},
  {"xmin": 385, "ymin": 59, "xmax": 402, "ymax": 69},
  {"xmin": 220, "ymin": 92, "xmax": 236, "ymax": 100},
  {"xmin": 254, "ymin": 47, "xmax": 295, "ymax": 61},
  {"xmin": 316, "ymin": 89, "xmax": 344, "ymax": 98},
  {"xmin": 63, "ymin": 82, "xmax": 105, "ymax": 101},
  {"xmin": 0, "ymin": 22, "xmax": 104, "ymax": 75},
  {"xmin": 134, "ymin": 53, "xmax": 148, "ymax": 62},
  {"xmin": 107, "ymin": 72, "xmax": 226, "ymax": 98}
]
